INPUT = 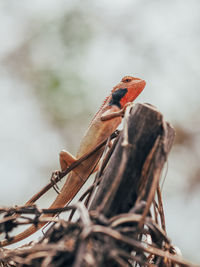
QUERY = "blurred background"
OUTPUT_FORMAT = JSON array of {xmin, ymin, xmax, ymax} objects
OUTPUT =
[{"xmin": 0, "ymin": 0, "xmax": 200, "ymax": 263}]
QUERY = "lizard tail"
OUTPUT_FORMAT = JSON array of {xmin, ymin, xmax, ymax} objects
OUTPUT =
[{"xmin": 0, "ymin": 223, "xmax": 44, "ymax": 247}]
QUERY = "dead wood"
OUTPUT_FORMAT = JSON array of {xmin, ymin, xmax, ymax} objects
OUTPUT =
[
  {"xmin": 0, "ymin": 103, "xmax": 198, "ymax": 267},
  {"xmin": 89, "ymin": 103, "xmax": 174, "ymax": 217}
]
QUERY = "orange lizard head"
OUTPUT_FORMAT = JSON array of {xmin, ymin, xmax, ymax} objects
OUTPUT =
[{"xmin": 110, "ymin": 76, "xmax": 146, "ymax": 108}]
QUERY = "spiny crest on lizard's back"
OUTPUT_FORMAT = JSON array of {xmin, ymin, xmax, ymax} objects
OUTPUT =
[{"xmin": 89, "ymin": 95, "xmax": 110, "ymax": 126}]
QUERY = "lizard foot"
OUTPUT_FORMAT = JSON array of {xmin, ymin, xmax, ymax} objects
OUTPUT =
[{"xmin": 50, "ymin": 170, "xmax": 61, "ymax": 194}]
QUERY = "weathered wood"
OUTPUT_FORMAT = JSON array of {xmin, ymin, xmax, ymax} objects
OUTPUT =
[{"xmin": 89, "ymin": 103, "xmax": 175, "ymax": 218}]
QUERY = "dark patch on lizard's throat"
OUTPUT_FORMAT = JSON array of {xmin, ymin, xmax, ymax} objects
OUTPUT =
[{"xmin": 109, "ymin": 88, "xmax": 128, "ymax": 108}]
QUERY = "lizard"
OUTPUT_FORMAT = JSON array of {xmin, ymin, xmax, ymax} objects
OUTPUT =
[{"xmin": 0, "ymin": 75, "xmax": 146, "ymax": 247}]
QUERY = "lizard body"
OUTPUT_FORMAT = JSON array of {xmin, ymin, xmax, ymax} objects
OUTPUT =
[{"xmin": 0, "ymin": 76, "xmax": 146, "ymax": 246}]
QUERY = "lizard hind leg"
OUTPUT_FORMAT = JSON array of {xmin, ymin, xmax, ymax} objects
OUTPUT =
[{"xmin": 59, "ymin": 150, "xmax": 77, "ymax": 171}]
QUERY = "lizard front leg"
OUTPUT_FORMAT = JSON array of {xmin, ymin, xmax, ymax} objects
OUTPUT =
[{"xmin": 100, "ymin": 102, "xmax": 133, "ymax": 121}]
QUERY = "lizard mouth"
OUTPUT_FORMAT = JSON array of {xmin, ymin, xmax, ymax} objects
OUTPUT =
[{"xmin": 133, "ymin": 79, "xmax": 146, "ymax": 86}]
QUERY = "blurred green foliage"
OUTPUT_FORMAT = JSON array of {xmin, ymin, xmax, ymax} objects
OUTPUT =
[
  {"xmin": 34, "ymin": 68, "xmax": 90, "ymax": 127},
  {"xmin": 31, "ymin": 8, "xmax": 95, "ymax": 128},
  {"xmin": 60, "ymin": 10, "xmax": 93, "ymax": 54},
  {"xmin": 4, "ymin": 6, "xmax": 95, "ymax": 134}
]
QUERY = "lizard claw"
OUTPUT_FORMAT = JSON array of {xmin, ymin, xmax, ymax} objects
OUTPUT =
[{"xmin": 51, "ymin": 170, "xmax": 61, "ymax": 194}]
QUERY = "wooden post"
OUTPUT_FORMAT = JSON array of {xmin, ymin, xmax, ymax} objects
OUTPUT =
[
  {"xmin": 89, "ymin": 103, "xmax": 175, "ymax": 217},
  {"xmin": 72, "ymin": 103, "xmax": 177, "ymax": 267}
]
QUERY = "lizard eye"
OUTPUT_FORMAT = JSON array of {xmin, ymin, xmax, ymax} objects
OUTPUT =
[{"xmin": 122, "ymin": 76, "xmax": 132, "ymax": 83}]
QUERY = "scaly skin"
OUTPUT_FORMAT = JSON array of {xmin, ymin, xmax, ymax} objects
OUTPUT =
[{"xmin": 0, "ymin": 76, "xmax": 146, "ymax": 247}]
